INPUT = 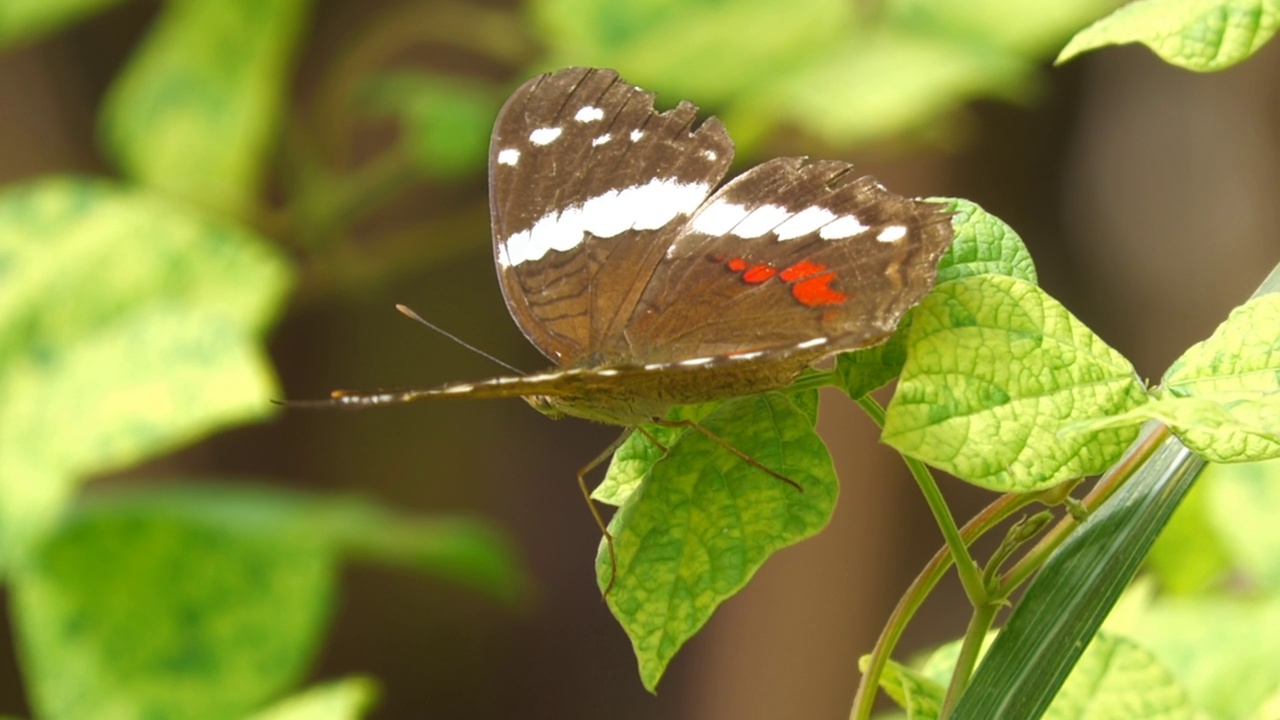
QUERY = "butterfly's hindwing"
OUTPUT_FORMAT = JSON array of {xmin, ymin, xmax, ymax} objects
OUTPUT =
[{"xmin": 623, "ymin": 157, "xmax": 954, "ymax": 362}]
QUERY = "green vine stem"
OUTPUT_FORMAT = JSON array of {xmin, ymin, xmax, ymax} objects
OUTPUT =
[
  {"xmin": 940, "ymin": 600, "xmax": 1001, "ymax": 717},
  {"xmin": 848, "ymin": 492, "xmax": 1037, "ymax": 720},
  {"xmin": 856, "ymin": 395, "xmax": 987, "ymax": 604},
  {"xmin": 997, "ymin": 425, "xmax": 1169, "ymax": 592}
]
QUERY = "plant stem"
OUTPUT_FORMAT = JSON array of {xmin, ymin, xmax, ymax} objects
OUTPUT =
[
  {"xmin": 941, "ymin": 600, "xmax": 1000, "ymax": 717},
  {"xmin": 998, "ymin": 425, "xmax": 1169, "ymax": 591},
  {"xmin": 856, "ymin": 396, "xmax": 986, "ymax": 605},
  {"xmin": 848, "ymin": 492, "xmax": 1036, "ymax": 720}
]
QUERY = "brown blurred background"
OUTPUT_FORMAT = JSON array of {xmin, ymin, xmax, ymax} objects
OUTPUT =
[{"xmin": 1, "ymin": 1, "xmax": 1277, "ymax": 718}]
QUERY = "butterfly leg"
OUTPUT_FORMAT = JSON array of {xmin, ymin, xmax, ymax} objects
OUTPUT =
[
  {"xmin": 577, "ymin": 427, "xmax": 635, "ymax": 598},
  {"xmin": 653, "ymin": 418, "xmax": 804, "ymax": 493}
]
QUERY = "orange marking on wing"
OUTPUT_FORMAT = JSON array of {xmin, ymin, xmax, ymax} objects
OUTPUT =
[
  {"xmin": 726, "ymin": 257, "xmax": 747, "ymax": 272},
  {"xmin": 791, "ymin": 272, "xmax": 847, "ymax": 307},
  {"xmin": 779, "ymin": 259, "xmax": 827, "ymax": 282},
  {"xmin": 741, "ymin": 264, "xmax": 778, "ymax": 283}
]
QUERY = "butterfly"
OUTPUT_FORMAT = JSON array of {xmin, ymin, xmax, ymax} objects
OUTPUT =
[{"xmin": 295, "ymin": 67, "xmax": 954, "ymax": 587}]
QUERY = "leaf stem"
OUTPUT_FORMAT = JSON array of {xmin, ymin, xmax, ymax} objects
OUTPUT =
[
  {"xmin": 998, "ymin": 424, "xmax": 1170, "ymax": 591},
  {"xmin": 856, "ymin": 396, "xmax": 986, "ymax": 605},
  {"xmin": 940, "ymin": 599, "xmax": 1000, "ymax": 717},
  {"xmin": 848, "ymin": 492, "xmax": 1036, "ymax": 720}
]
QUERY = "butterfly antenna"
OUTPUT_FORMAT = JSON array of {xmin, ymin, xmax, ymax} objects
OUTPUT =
[{"xmin": 395, "ymin": 304, "xmax": 525, "ymax": 375}]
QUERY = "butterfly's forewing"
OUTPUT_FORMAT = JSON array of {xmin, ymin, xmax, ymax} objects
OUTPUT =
[
  {"xmin": 624, "ymin": 158, "xmax": 954, "ymax": 362},
  {"xmin": 489, "ymin": 67, "xmax": 734, "ymax": 366}
]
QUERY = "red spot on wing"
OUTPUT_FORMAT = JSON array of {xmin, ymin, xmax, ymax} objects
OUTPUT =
[
  {"xmin": 717, "ymin": 254, "xmax": 848, "ymax": 307},
  {"xmin": 741, "ymin": 264, "xmax": 777, "ymax": 283},
  {"xmin": 791, "ymin": 272, "xmax": 847, "ymax": 307},
  {"xmin": 779, "ymin": 259, "xmax": 827, "ymax": 282}
]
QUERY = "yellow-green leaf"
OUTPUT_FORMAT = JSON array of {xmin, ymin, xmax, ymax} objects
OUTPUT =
[
  {"xmin": 99, "ymin": 0, "xmax": 311, "ymax": 216},
  {"xmin": 248, "ymin": 677, "xmax": 378, "ymax": 720},
  {"xmin": 599, "ymin": 392, "xmax": 836, "ymax": 691},
  {"xmin": 0, "ymin": 177, "xmax": 292, "ymax": 566},
  {"xmin": 1058, "ymin": 0, "xmax": 1280, "ymax": 72},
  {"xmin": 883, "ymin": 275, "xmax": 1148, "ymax": 491}
]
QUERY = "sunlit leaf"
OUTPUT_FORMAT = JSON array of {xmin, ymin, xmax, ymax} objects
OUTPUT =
[
  {"xmin": 99, "ymin": 0, "xmax": 311, "ymax": 216},
  {"xmin": 12, "ymin": 488, "xmax": 334, "ymax": 720},
  {"xmin": 248, "ymin": 677, "xmax": 379, "ymax": 720},
  {"xmin": 1058, "ymin": 0, "xmax": 1280, "ymax": 72},
  {"xmin": 883, "ymin": 275, "xmax": 1148, "ymax": 491},
  {"xmin": 599, "ymin": 391, "xmax": 835, "ymax": 691},
  {"xmin": 0, "ymin": 0, "xmax": 128, "ymax": 48},
  {"xmin": 0, "ymin": 177, "xmax": 292, "ymax": 567}
]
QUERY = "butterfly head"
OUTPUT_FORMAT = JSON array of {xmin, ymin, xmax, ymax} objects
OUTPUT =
[{"xmin": 524, "ymin": 394, "xmax": 566, "ymax": 420}]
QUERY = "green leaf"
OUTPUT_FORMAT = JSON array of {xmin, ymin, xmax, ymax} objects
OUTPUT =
[
  {"xmin": 933, "ymin": 198, "xmax": 1037, "ymax": 286},
  {"xmin": 836, "ymin": 198, "xmax": 1035, "ymax": 400},
  {"xmin": 837, "ymin": 319, "xmax": 913, "ymax": 399},
  {"xmin": 1068, "ymin": 394, "xmax": 1280, "ymax": 463},
  {"xmin": 1202, "ymin": 459, "xmax": 1280, "ymax": 589},
  {"xmin": 99, "ymin": 0, "xmax": 311, "ymax": 216},
  {"xmin": 12, "ymin": 482, "xmax": 521, "ymax": 720},
  {"xmin": 11, "ymin": 487, "xmax": 334, "ymax": 720},
  {"xmin": 884, "ymin": 0, "xmax": 1124, "ymax": 56},
  {"xmin": 1144, "ymin": 473, "xmax": 1231, "ymax": 594},
  {"xmin": 311, "ymin": 498, "xmax": 528, "ymax": 606},
  {"xmin": 1154, "ymin": 293, "xmax": 1280, "ymax": 461},
  {"xmin": 934, "ymin": 631, "xmax": 1194, "ymax": 719},
  {"xmin": 1057, "ymin": 0, "xmax": 1280, "ymax": 72},
  {"xmin": 1111, "ymin": 595, "xmax": 1280, "ymax": 720},
  {"xmin": 882, "ymin": 275, "xmax": 1148, "ymax": 491},
  {"xmin": 0, "ymin": 177, "xmax": 292, "ymax": 566},
  {"xmin": 742, "ymin": 26, "xmax": 1036, "ymax": 147},
  {"xmin": 247, "ymin": 676, "xmax": 379, "ymax": 720},
  {"xmin": 531, "ymin": 0, "xmax": 851, "ymax": 106},
  {"xmin": 0, "ymin": 0, "xmax": 128, "ymax": 48},
  {"xmin": 594, "ymin": 402, "xmax": 723, "ymax": 507},
  {"xmin": 953, "ymin": 428, "xmax": 1206, "ymax": 719},
  {"xmin": 362, "ymin": 72, "xmax": 503, "ymax": 179},
  {"xmin": 1164, "ymin": 293, "xmax": 1280, "ymax": 397},
  {"xmin": 599, "ymin": 392, "xmax": 837, "ymax": 692},
  {"xmin": 862, "ymin": 655, "xmax": 945, "ymax": 719}
]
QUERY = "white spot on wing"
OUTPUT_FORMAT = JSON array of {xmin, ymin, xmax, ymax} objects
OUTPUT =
[
  {"xmin": 732, "ymin": 204, "xmax": 791, "ymax": 238},
  {"xmin": 730, "ymin": 350, "xmax": 766, "ymax": 361},
  {"xmin": 591, "ymin": 133, "xmax": 612, "ymax": 147},
  {"xmin": 597, "ymin": 369, "xmax": 620, "ymax": 376},
  {"xmin": 819, "ymin": 214, "xmax": 870, "ymax": 240},
  {"xmin": 497, "ymin": 148, "xmax": 520, "ymax": 166},
  {"xmin": 631, "ymin": 178, "xmax": 709, "ymax": 230},
  {"xmin": 797, "ymin": 337, "xmax": 829, "ymax": 349},
  {"xmin": 575, "ymin": 106, "xmax": 604, "ymax": 122},
  {"xmin": 877, "ymin": 225, "xmax": 907, "ymax": 243},
  {"xmin": 529, "ymin": 127, "xmax": 563, "ymax": 145},
  {"xmin": 690, "ymin": 200, "xmax": 750, "ymax": 236},
  {"xmin": 704, "ymin": 150, "xmax": 718, "ymax": 160},
  {"xmin": 680, "ymin": 357, "xmax": 715, "ymax": 366},
  {"xmin": 501, "ymin": 179, "xmax": 712, "ymax": 265},
  {"xmin": 630, "ymin": 129, "xmax": 645, "ymax": 142},
  {"xmin": 774, "ymin": 206, "xmax": 836, "ymax": 240}
]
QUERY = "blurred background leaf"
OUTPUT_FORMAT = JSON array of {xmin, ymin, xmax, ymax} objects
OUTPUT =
[
  {"xmin": 0, "ymin": 177, "xmax": 292, "ymax": 568},
  {"xmin": 99, "ymin": 0, "xmax": 312, "ymax": 217},
  {"xmin": 0, "ymin": 0, "xmax": 129, "ymax": 49},
  {"xmin": 11, "ymin": 483, "xmax": 522, "ymax": 719}
]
